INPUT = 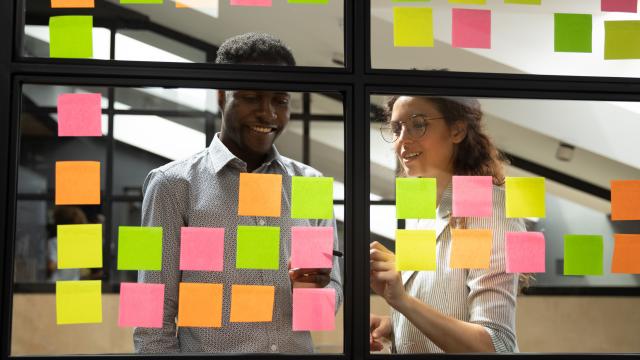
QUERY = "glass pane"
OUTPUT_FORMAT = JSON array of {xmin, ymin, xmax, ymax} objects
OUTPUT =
[
  {"xmin": 371, "ymin": 1, "xmax": 640, "ymax": 77},
  {"xmin": 13, "ymin": 85, "xmax": 345, "ymax": 355},
  {"xmin": 22, "ymin": 0, "xmax": 345, "ymax": 67},
  {"xmin": 369, "ymin": 94, "xmax": 640, "ymax": 354}
]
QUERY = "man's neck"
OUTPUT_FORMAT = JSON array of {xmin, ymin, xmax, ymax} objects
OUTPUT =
[{"xmin": 219, "ymin": 134, "xmax": 268, "ymax": 173}]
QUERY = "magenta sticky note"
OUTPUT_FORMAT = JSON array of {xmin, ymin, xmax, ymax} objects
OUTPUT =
[
  {"xmin": 452, "ymin": 176, "xmax": 493, "ymax": 217},
  {"xmin": 230, "ymin": 0, "xmax": 271, "ymax": 6},
  {"xmin": 452, "ymin": 8, "xmax": 491, "ymax": 49},
  {"xmin": 291, "ymin": 226, "xmax": 334, "ymax": 269},
  {"xmin": 292, "ymin": 288, "xmax": 335, "ymax": 331},
  {"xmin": 57, "ymin": 93, "xmax": 102, "ymax": 137},
  {"xmin": 601, "ymin": 0, "xmax": 637, "ymax": 13},
  {"xmin": 505, "ymin": 232, "xmax": 546, "ymax": 273},
  {"xmin": 118, "ymin": 282, "xmax": 165, "ymax": 328},
  {"xmin": 180, "ymin": 227, "xmax": 224, "ymax": 271}
]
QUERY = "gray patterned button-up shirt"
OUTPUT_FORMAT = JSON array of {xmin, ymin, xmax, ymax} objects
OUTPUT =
[{"xmin": 133, "ymin": 133, "xmax": 343, "ymax": 354}]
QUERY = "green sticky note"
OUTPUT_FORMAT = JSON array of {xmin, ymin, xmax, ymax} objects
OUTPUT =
[
  {"xmin": 396, "ymin": 230, "xmax": 436, "ymax": 271},
  {"xmin": 56, "ymin": 280, "xmax": 102, "ymax": 324},
  {"xmin": 291, "ymin": 176, "xmax": 334, "ymax": 219},
  {"xmin": 49, "ymin": 16, "xmax": 93, "ymax": 58},
  {"xmin": 396, "ymin": 178, "xmax": 436, "ymax": 219},
  {"xmin": 57, "ymin": 224, "xmax": 102, "ymax": 269},
  {"xmin": 120, "ymin": 0, "xmax": 163, "ymax": 3},
  {"xmin": 394, "ymin": 7, "xmax": 434, "ymax": 47},
  {"xmin": 554, "ymin": 13, "xmax": 592, "ymax": 53},
  {"xmin": 117, "ymin": 226, "xmax": 162, "ymax": 270},
  {"xmin": 288, "ymin": 0, "xmax": 328, "ymax": 3},
  {"xmin": 236, "ymin": 226, "xmax": 280, "ymax": 270},
  {"xmin": 505, "ymin": 0, "xmax": 540, "ymax": 4},
  {"xmin": 449, "ymin": 0, "xmax": 486, "ymax": 4},
  {"xmin": 564, "ymin": 235, "xmax": 604, "ymax": 275},
  {"xmin": 505, "ymin": 177, "xmax": 545, "ymax": 218},
  {"xmin": 605, "ymin": 21, "xmax": 640, "ymax": 60}
]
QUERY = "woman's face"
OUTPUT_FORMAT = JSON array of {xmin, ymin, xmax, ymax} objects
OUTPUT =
[{"xmin": 391, "ymin": 97, "xmax": 465, "ymax": 178}]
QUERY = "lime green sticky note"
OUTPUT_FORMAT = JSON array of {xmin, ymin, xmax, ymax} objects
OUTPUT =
[
  {"xmin": 117, "ymin": 226, "xmax": 162, "ymax": 270},
  {"xmin": 449, "ymin": 0, "xmax": 486, "ymax": 4},
  {"xmin": 554, "ymin": 13, "xmax": 592, "ymax": 53},
  {"xmin": 291, "ymin": 176, "xmax": 334, "ymax": 219},
  {"xmin": 56, "ymin": 280, "xmax": 102, "ymax": 324},
  {"xmin": 605, "ymin": 21, "xmax": 640, "ymax": 60},
  {"xmin": 49, "ymin": 16, "xmax": 93, "ymax": 58},
  {"xmin": 564, "ymin": 235, "xmax": 603, "ymax": 275},
  {"xmin": 120, "ymin": 0, "xmax": 163, "ymax": 3},
  {"xmin": 236, "ymin": 226, "xmax": 280, "ymax": 270},
  {"xmin": 505, "ymin": 177, "xmax": 545, "ymax": 218},
  {"xmin": 57, "ymin": 224, "xmax": 102, "ymax": 269},
  {"xmin": 505, "ymin": 0, "xmax": 540, "ymax": 4},
  {"xmin": 288, "ymin": 0, "xmax": 328, "ymax": 3},
  {"xmin": 396, "ymin": 178, "xmax": 436, "ymax": 219},
  {"xmin": 395, "ymin": 229, "xmax": 436, "ymax": 271},
  {"xmin": 393, "ymin": 7, "xmax": 434, "ymax": 47}
]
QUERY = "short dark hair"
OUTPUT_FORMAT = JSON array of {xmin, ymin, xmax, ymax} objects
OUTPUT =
[{"xmin": 215, "ymin": 32, "xmax": 296, "ymax": 66}]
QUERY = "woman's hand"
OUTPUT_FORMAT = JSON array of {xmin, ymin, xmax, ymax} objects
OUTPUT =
[
  {"xmin": 370, "ymin": 313, "xmax": 392, "ymax": 351},
  {"xmin": 370, "ymin": 241, "xmax": 407, "ymax": 307}
]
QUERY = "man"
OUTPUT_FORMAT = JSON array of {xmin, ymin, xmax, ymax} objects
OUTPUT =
[{"xmin": 133, "ymin": 33, "xmax": 343, "ymax": 353}]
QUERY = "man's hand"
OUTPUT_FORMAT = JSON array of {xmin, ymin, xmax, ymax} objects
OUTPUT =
[
  {"xmin": 288, "ymin": 259, "xmax": 331, "ymax": 289},
  {"xmin": 370, "ymin": 313, "xmax": 393, "ymax": 351}
]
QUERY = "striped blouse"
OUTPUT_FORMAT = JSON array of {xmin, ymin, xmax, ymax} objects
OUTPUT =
[{"xmin": 391, "ymin": 184, "xmax": 524, "ymax": 353}]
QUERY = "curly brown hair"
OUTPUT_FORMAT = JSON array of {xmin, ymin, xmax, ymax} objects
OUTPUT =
[{"xmin": 384, "ymin": 96, "xmax": 508, "ymax": 185}]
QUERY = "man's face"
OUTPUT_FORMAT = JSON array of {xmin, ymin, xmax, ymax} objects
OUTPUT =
[{"xmin": 219, "ymin": 89, "xmax": 291, "ymax": 158}]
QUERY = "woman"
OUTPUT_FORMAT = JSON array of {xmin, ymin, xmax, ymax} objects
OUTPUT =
[{"xmin": 369, "ymin": 96, "xmax": 525, "ymax": 353}]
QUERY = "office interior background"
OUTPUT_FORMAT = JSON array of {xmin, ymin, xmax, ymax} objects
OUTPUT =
[{"xmin": 4, "ymin": 0, "xmax": 640, "ymax": 356}]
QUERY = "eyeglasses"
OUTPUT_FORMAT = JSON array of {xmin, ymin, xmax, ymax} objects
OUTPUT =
[{"xmin": 379, "ymin": 114, "xmax": 444, "ymax": 143}]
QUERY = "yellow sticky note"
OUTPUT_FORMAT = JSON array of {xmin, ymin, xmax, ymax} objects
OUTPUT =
[
  {"xmin": 394, "ymin": 7, "xmax": 434, "ymax": 47},
  {"xmin": 56, "ymin": 280, "xmax": 102, "ymax": 324},
  {"xmin": 57, "ymin": 224, "xmax": 102, "ymax": 269},
  {"xmin": 395, "ymin": 230, "xmax": 436, "ymax": 271},
  {"xmin": 505, "ymin": 177, "xmax": 545, "ymax": 218},
  {"xmin": 450, "ymin": 229, "xmax": 493, "ymax": 269}
]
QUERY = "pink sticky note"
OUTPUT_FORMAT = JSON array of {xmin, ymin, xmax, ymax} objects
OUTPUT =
[
  {"xmin": 118, "ymin": 282, "xmax": 165, "ymax": 328},
  {"xmin": 291, "ymin": 226, "xmax": 334, "ymax": 269},
  {"xmin": 57, "ymin": 93, "xmax": 102, "ymax": 137},
  {"xmin": 452, "ymin": 176, "xmax": 493, "ymax": 217},
  {"xmin": 292, "ymin": 288, "xmax": 335, "ymax": 331},
  {"xmin": 452, "ymin": 9, "xmax": 491, "ymax": 49},
  {"xmin": 180, "ymin": 227, "xmax": 224, "ymax": 271},
  {"xmin": 505, "ymin": 232, "xmax": 546, "ymax": 273},
  {"xmin": 230, "ymin": 0, "xmax": 271, "ymax": 6},
  {"xmin": 601, "ymin": 0, "xmax": 637, "ymax": 13}
]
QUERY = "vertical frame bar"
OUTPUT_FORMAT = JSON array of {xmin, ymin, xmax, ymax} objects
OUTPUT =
[{"xmin": 303, "ymin": 92, "xmax": 311, "ymax": 165}]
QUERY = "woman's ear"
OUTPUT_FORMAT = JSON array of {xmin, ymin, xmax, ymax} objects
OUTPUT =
[{"xmin": 451, "ymin": 121, "xmax": 468, "ymax": 144}]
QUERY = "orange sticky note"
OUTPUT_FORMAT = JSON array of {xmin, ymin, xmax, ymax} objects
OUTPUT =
[
  {"xmin": 51, "ymin": 0, "xmax": 95, "ymax": 7},
  {"xmin": 229, "ymin": 285, "xmax": 275, "ymax": 323},
  {"xmin": 55, "ymin": 161, "xmax": 101, "ymax": 205},
  {"xmin": 238, "ymin": 173, "xmax": 282, "ymax": 217},
  {"xmin": 450, "ymin": 229, "xmax": 492, "ymax": 269},
  {"xmin": 177, "ymin": 282, "xmax": 223, "ymax": 327},
  {"xmin": 612, "ymin": 234, "xmax": 640, "ymax": 274},
  {"xmin": 611, "ymin": 180, "xmax": 640, "ymax": 220}
]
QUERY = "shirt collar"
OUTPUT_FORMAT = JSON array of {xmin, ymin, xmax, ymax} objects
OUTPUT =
[{"xmin": 208, "ymin": 133, "xmax": 283, "ymax": 173}]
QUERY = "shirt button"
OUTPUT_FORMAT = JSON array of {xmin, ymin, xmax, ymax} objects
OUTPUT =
[
  {"xmin": 259, "ymin": 219, "xmax": 266, "ymax": 226},
  {"xmin": 270, "ymin": 344, "xmax": 278, "ymax": 352}
]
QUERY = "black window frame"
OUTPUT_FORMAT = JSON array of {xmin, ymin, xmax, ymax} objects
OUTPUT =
[{"xmin": 2, "ymin": 0, "xmax": 640, "ymax": 359}]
